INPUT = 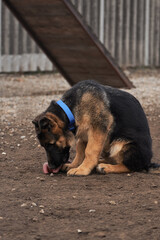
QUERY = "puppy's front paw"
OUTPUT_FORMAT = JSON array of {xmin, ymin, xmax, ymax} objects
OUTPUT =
[
  {"xmin": 67, "ymin": 167, "xmax": 91, "ymax": 176},
  {"xmin": 61, "ymin": 163, "xmax": 73, "ymax": 172}
]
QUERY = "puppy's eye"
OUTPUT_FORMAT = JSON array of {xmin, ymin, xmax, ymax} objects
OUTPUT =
[
  {"xmin": 41, "ymin": 124, "xmax": 48, "ymax": 129},
  {"xmin": 48, "ymin": 125, "xmax": 52, "ymax": 131}
]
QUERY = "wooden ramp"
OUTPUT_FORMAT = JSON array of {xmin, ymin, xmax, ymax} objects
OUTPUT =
[{"xmin": 3, "ymin": 0, "xmax": 133, "ymax": 88}]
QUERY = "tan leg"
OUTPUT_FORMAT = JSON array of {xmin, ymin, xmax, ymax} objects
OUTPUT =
[
  {"xmin": 67, "ymin": 130, "xmax": 106, "ymax": 176},
  {"xmin": 96, "ymin": 139, "xmax": 131, "ymax": 174},
  {"xmin": 96, "ymin": 163, "xmax": 130, "ymax": 174},
  {"xmin": 62, "ymin": 139, "xmax": 86, "ymax": 172}
]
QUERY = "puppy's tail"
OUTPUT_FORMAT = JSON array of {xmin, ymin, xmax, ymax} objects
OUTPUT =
[{"xmin": 149, "ymin": 162, "xmax": 160, "ymax": 173}]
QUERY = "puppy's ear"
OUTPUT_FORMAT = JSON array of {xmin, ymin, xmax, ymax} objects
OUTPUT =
[
  {"xmin": 45, "ymin": 112, "xmax": 64, "ymax": 129},
  {"xmin": 32, "ymin": 119, "xmax": 38, "ymax": 128}
]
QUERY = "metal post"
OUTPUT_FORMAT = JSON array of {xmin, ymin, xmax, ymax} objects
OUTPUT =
[
  {"xmin": 144, "ymin": 0, "xmax": 150, "ymax": 66},
  {"xmin": 99, "ymin": 0, "xmax": 104, "ymax": 44}
]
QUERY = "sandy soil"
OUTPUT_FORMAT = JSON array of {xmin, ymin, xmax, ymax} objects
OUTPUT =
[{"xmin": 0, "ymin": 70, "xmax": 160, "ymax": 240}]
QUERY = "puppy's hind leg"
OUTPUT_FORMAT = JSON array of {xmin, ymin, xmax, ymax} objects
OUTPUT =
[
  {"xmin": 97, "ymin": 140, "xmax": 131, "ymax": 174},
  {"xmin": 97, "ymin": 163, "xmax": 130, "ymax": 174}
]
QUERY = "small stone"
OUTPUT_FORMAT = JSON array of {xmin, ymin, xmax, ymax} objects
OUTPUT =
[
  {"xmin": 11, "ymin": 188, "xmax": 16, "ymax": 191},
  {"xmin": 50, "ymin": 173, "xmax": 54, "ymax": 177},
  {"xmin": 109, "ymin": 200, "xmax": 116, "ymax": 205},
  {"xmin": 146, "ymin": 207, "xmax": 153, "ymax": 211},
  {"xmin": 17, "ymin": 144, "xmax": 21, "ymax": 147},
  {"xmin": 20, "ymin": 136, "xmax": 26, "ymax": 139},
  {"xmin": 2, "ymin": 152, "xmax": 6, "ymax": 155},
  {"xmin": 127, "ymin": 174, "xmax": 131, "ymax": 177},
  {"xmin": 34, "ymin": 237, "xmax": 41, "ymax": 240},
  {"xmin": 151, "ymin": 184, "xmax": 158, "ymax": 188},
  {"xmin": 77, "ymin": 229, "xmax": 82, "ymax": 233},
  {"xmin": 94, "ymin": 231, "xmax": 106, "ymax": 237},
  {"xmin": 37, "ymin": 177, "xmax": 45, "ymax": 182},
  {"xmin": 39, "ymin": 209, "xmax": 45, "ymax": 214},
  {"xmin": 154, "ymin": 200, "xmax": 158, "ymax": 204},
  {"xmin": 40, "ymin": 178, "xmax": 45, "ymax": 182},
  {"xmin": 21, "ymin": 203, "xmax": 27, "ymax": 207},
  {"xmin": 32, "ymin": 202, "xmax": 37, "ymax": 207},
  {"xmin": 39, "ymin": 205, "xmax": 44, "ymax": 208},
  {"xmin": 0, "ymin": 217, "xmax": 4, "ymax": 220},
  {"xmin": 32, "ymin": 217, "xmax": 38, "ymax": 222},
  {"xmin": 89, "ymin": 209, "xmax": 96, "ymax": 213},
  {"xmin": 152, "ymin": 226, "xmax": 158, "ymax": 230}
]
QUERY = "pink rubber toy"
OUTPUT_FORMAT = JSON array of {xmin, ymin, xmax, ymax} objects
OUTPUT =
[
  {"xmin": 43, "ymin": 162, "xmax": 62, "ymax": 174},
  {"xmin": 43, "ymin": 162, "xmax": 51, "ymax": 174}
]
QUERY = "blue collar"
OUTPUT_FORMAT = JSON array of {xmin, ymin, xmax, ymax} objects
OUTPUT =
[{"xmin": 56, "ymin": 100, "xmax": 75, "ymax": 131}]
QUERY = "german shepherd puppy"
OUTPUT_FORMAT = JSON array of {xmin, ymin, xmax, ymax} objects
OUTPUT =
[{"xmin": 32, "ymin": 80, "xmax": 153, "ymax": 176}]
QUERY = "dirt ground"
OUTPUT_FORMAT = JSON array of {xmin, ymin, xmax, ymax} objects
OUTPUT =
[{"xmin": 0, "ymin": 70, "xmax": 160, "ymax": 240}]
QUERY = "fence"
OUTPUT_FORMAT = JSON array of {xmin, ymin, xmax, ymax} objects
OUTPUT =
[{"xmin": 1, "ymin": 0, "xmax": 160, "ymax": 72}]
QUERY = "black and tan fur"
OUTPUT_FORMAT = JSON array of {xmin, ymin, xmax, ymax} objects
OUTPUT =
[{"xmin": 33, "ymin": 80, "xmax": 154, "ymax": 176}]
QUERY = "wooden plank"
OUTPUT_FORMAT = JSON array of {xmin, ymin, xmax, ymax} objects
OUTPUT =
[
  {"xmin": 2, "ymin": 0, "xmax": 133, "ymax": 88},
  {"xmin": 66, "ymin": 73, "xmax": 124, "ymax": 88}
]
